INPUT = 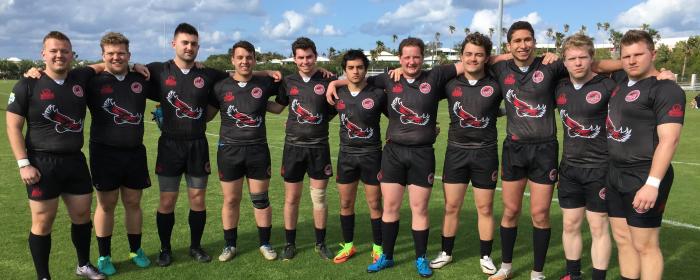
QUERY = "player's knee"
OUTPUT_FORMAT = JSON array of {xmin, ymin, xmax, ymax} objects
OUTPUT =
[
  {"xmin": 502, "ymin": 205, "xmax": 521, "ymax": 220},
  {"xmin": 632, "ymin": 238, "xmax": 659, "ymax": 255},
  {"xmin": 340, "ymin": 198, "xmax": 354, "ymax": 211},
  {"xmin": 366, "ymin": 198, "xmax": 382, "ymax": 213},
  {"xmin": 444, "ymin": 201, "xmax": 461, "ymax": 215},
  {"xmin": 588, "ymin": 221, "xmax": 608, "ymax": 238},
  {"xmin": 97, "ymin": 201, "xmax": 118, "ymax": 213},
  {"xmin": 476, "ymin": 204, "xmax": 493, "ymax": 217},
  {"xmin": 563, "ymin": 219, "xmax": 581, "ymax": 234},
  {"xmin": 122, "ymin": 197, "xmax": 141, "ymax": 212},
  {"xmin": 310, "ymin": 186, "xmax": 327, "ymax": 210},
  {"xmin": 250, "ymin": 191, "xmax": 270, "ymax": 209}
]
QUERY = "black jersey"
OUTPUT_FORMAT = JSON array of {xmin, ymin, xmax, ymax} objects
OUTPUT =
[
  {"xmin": 275, "ymin": 71, "xmax": 337, "ymax": 147},
  {"xmin": 445, "ymin": 75, "xmax": 502, "ymax": 149},
  {"xmin": 606, "ymin": 76, "xmax": 685, "ymax": 167},
  {"xmin": 7, "ymin": 67, "xmax": 95, "ymax": 153},
  {"xmin": 335, "ymin": 84, "xmax": 386, "ymax": 153},
  {"xmin": 87, "ymin": 72, "xmax": 156, "ymax": 148},
  {"xmin": 147, "ymin": 60, "xmax": 228, "ymax": 139},
  {"xmin": 369, "ymin": 64, "xmax": 457, "ymax": 146},
  {"xmin": 211, "ymin": 76, "xmax": 280, "ymax": 145},
  {"xmin": 555, "ymin": 75, "xmax": 615, "ymax": 167},
  {"xmin": 491, "ymin": 57, "xmax": 568, "ymax": 142}
]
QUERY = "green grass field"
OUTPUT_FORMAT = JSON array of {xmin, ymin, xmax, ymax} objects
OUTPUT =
[{"xmin": 0, "ymin": 79, "xmax": 698, "ymax": 279}]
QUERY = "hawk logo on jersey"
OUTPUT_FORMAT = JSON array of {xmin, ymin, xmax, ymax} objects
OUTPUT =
[
  {"xmin": 481, "ymin": 86, "xmax": 494, "ymax": 97},
  {"xmin": 391, "ymin": 98, "xmax": 429, "ymax": 125},
  {"xmin": 606, "ymin": 115, "xmax": 631, "ymax": 142},
  {"xmin": 102, "ymin": 98, "xmax": 142, "ymax": 125},
  {"xmin": 226, "ymin": 105, "xmax": 262, "ymax": 128},
  {"xmin": 341, "ymin": 114, "xmax": 373, "ymax": 139},
  {"xmin": 560, "ymin": 110, "xmax": 600, "ymax": 138},
  {"xmin": 194, "ymin": 76, "xmax": 205, "ymax": 89},
  {"xmin": 452, "ymin": 87, "xmax": 462, "ymax": 97},
  {"xmin": 392, "ymin": 84, "xmax": 403, "ymax": 93},
  {"xmin": 532, "ymin": 70, "xmax": 544, "ymax": 83},
  {"xmin": 505, "ymin": 89, "xmax": 546, "ymax": 118},
  {"xmin": 586, "ymin": 91, "xmax": 602, "ymax": 104},
  {"xmin": 419, "ymin": 82, "xmax": 431, "ymax": 94},
  {"xmin": 101, "ymin": 85, "xmax": 114, "ymax": 95},
  {"xmin": 72, "ymin": 85, "xmax": 84, "ymax": 97},
  {"xmin": 291, "ymin": 99, "xmax": 322, "ymax": 124},
  {"xmin": 599, "ymin": 188, "xmax": 606, "ymax": 200},
  {"xmin": 625, "ymin": 90, "xmax": 640, "ymax": 102},
  {"xmin": 453, "ymin": 101, "xmax": 489, "ymax": 128},
  {"xmin": 166, "ymin": 91, "xmax": 202, "ymax": 119},
  {"xmin": 42, "ymin": 105, "xmax": 83, "ymax": 133},
  {"xmin": 362, "ymin": 98, "xmax": 374, "ymax": 109},
  {"xmin": 314, "ymin": 84, "xmax": 325, "ymax": 95},
  {"xmin": 131, "ymin": 82, "xmax": 143, "ymax": 94},
  {"xmin": 251, "ymin": 87, "xmax": 263, "ymax": 98}
]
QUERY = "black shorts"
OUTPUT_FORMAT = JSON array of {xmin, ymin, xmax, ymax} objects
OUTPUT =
[
  {"xmin": 155, "ymin": 136, "xmax": 210, "ymax": 177},
  {"xmin": 606, "ymin": 165, "xmax": 673, "ymax": 228},
  {"xmin": 217, "ymin": 143, "xmax": 271, "ymax": 181},
  {"xmin": 501, "ymin": 139, "xmax": 558, "ymax": 185},
  {"xmin": 379, "ymin": 142, "xmax": 435, "ymax": 188},
  {"xmin": 281, "ymin": 143, "xmax": 332, "ymax": 182},
  {"xmin": 557, "ymin": 162, "xmax": 607, "ymax": 213},
  {"xmin": 336, "ymin": 150, "xmax": 381, "ymax": 185},
  {"xmin": 442, "ymin": 145, "xmax": 498, "ymax": 189},
  {"xmin": 89, "ymin": 142, "xmax": 151, "ymax": 192},
  {"xmin": 26, "ymin": 151, "xmax": 92, "ymax": 201}
]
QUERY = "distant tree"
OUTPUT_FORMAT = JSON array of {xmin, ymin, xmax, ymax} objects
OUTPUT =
[
  {"xmin": 563, "ymin": 24, "xmax": 570, "ymax": 33},
  {"xmin": 464, "ymin": 27, "xmax": 470, "ymax": 36},
  {"xmin": 579, "ymin": 25, "xmax": 587, "ymax": 35}
]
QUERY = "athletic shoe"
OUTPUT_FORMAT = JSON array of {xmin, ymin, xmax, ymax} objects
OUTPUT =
[
  {"xmin": 530, "ymin": 271, "xmax": 546, "ymax": 280},
  {"xmin": 367, "ymin": 254, "xmax": 394, "ymax": 273},
  {"xmin": 129, "ymin": 248, "xmax": 151, "ymax": 268},
  {"xmin": 315, "ymin": 243, "xmax": 333, "ymax": 260},
  {"xmin": 96, "ymin": 256, "xmax": 116, "ymax": 276},
  {"xmin": 415, "ymin": 256, "xmax": 433, "ymax": 278},
  {"xmin": 488, "ymin": 267, "xmax": 513, "ymax": 280},
  {"xmin": 371, "ymin": 244, "xmax": 383, "ymax": 263},
  {"xmin": 559, "ymin": 273, "xmax": 582, "ymax": 280},
  {"xmin": 480, "ymin": 255, "xmax": 497, "ymax": 275},
  {"xmin": 333, "ymin": 243, "xmax": 356, "ymax": 264},
  {"xmin": 259, "ymin": 245, "xmax": 277, "ymax": 260},
  {"xmin": 281, "ymin": 243, "xmax": 296, "ymax": 261},
  {"xmin": 189, "ymin": 247, "xmax": 212, "ymax": 263},
  {"xmin": 156, "ymin": 248, "xmax": 172, "ymax": 267},
  {"xmin": 428, "ymin": 251, "xmax": 452, "ymax": 269},
  {"xmin": 75, "ymin": 263, "xmax": 106, "ymax": 280},
  {"xmin": 218, "ymin": 246, "xmax": 236, "ymax": 262}
]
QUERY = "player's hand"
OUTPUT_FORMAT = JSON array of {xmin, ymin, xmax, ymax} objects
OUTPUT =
[
  {"xmin": 389, "ymin": 68, "xmax": 404, "ymax": 82},
  {"xmin": 656, "ymin": 68, "xmax": 676, "ymax": 81},
  {"xmin": 20, "ymin": 165, "xmax": 41, "ymax": 186},
  {"xmin": 195, "ymin": 62, "xmax": 205, "ymax": 69},
  {"xmin": 632, "ymin": 184, "xmax": 659, "ymax": 212},
  {"xmin": 24, "ymin": 67, "xmax": 43, "ymax": 79},
  {"xmin": 317, "ymin": 67, "xmax": 336, "ymax": 79},
  {"xmin": 132, "ymin": 63, "xmax": 150, "ymax": 80},
  {"xmin": 267, "ymin": 70, "xmax": 283, "ymax": 82},
  {"xmin": 542, "ymin": 52, "xmax": 560, "ymax": 65},
  {"xmin": 326, "ymin": 80, "xmax": 339, "ymax": 105}
]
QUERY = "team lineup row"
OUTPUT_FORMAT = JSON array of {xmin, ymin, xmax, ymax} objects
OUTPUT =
[{"xmin": 6, "ymin": 20, "xmax": 684, "ymax": 280}]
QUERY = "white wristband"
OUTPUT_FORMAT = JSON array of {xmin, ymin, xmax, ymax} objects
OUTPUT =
[
  {"xmin": 645, "ymin": 176, "xmax": 661, "ymax": 188},
  {"xmin": 17, "ymin": 158, "xmax": 30, "ymax": 168}
]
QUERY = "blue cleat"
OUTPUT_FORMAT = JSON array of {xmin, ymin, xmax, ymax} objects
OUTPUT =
[
  {"xmin": 367, "ymin": 254, "xmax": 394, "ymax": 273},
  {"xmin": 416, "ymin": 256, "xmax": 433, "ymax": 278}
]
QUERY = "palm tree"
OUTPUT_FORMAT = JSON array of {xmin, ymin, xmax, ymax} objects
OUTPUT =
[
  {"xmin": 596, "ymin": 22, "xmax": 602, "ymax": 30},
  {"xmin": 608, "ymin": 28, "xmax": 623, "ymax": 58},
  {"xmin": 555, "ymin": 32, "xmax": 566, "ymax": 54},
  {"xmin": 680, "ymin": 37, "xmax": 699, "ymax": 81},
  {"xmin": 488, "ymin": 27, "xmax": 495, "ymax": 39},
  {"xmin": 464, "ymin": 27, "xmax": 470, "ymax": 36},
  {"xmin": 563, "ymin": 24, "xmax": 570, "ymax": 34},
  {"xmin": 640, "ymin": 23, "xmax": 650, "ymax": 31},
  {"xmin": 328, "ymin": 47, "xmax": 336, "ymax": 59},
  {"xmin": 546, "ymin": 28, "xmax": 554, "ymax": 52},
  {"xmin": 375, "ymin": 40, "xmax": 386, "ymax": 54},
  {"xmin": 579, "ymin": 25, "xmax": 587, "ymax": 35},
  {"xmin": 449, "ymin": 25, "xmax": 456, "ymax": 47}
]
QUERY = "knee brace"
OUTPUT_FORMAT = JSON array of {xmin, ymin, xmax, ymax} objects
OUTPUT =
[
  {"xmin": 250, "ymin": 191, "xmax": 270, "ymax": 209},
  {"xmin": 309, "ymin": 186, "xmax": 327, "ymax": 210}
]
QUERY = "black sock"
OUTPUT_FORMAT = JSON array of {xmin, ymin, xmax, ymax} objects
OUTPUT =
[
  {"xmin": 258, "ymin": 226, "xmax": 272, "ymax": 246},
  {"xmin": 441, "ymin": 235, "xmax": 455, "ymax": 255},
  {"xmin": 96, "ymin": 235, "xmax": 112, "ymax": 257},
  {"xmin": 224, "ymin": 228, "xmax": 237, "ymax": 247},
  {"xmin": 592, "ymin": 268, "xmax": 607, "ymax": 280},
  {"xmin": 500, "ymin": 226, "xmax": 517, "ymax": 263},
  {"xmin": 532, "ymin": 227, "xmax": 551, "ymax": 272},
  {"xmin": 412, "ymin": 229, "xmax": 429, "ymax": 258},
  {"xmin": 156, "ymin": 211, "xmax": 175, "ymax": 250},
  {"xmin": 370, "ymin": 218, "xmax": 382, "ymax": 245},
  {"xmin": 285, "ymin": 229, "xmax": 296, "ymax": 245},
  {"xmin": 188, "ymin": 209, "xmax": 206, "ymax": 249},
  {"xmin": 29, "ymin": 232, "xmax": 51, "ymax": 280},
  {"xmin": 314, "ymin": 227, "xmax": 326, "ymax": 244},
  {"xmin": 71, "ymin": 222, "xmax": 92, "ymax": 267},
  {"xmin": 566, "ymin": 259, "xmax": 581, "ymax": 276},
  {"xmin": 480, "ymin": 239, "xmax": 493, "ymax": 257},
  {"xmin": 340, "ymin": 214, "xmax": 355, "ymax": 243},
  {"xmin": 127, "ymin": 233, "xmax": 142, "ymax": 253},
  {"xmin": 381, "ymin": 220, "xmax": 399, "ymax": 260}
]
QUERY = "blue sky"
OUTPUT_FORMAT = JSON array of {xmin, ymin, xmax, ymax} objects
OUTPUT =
[{"xmin": 0, "ymin": 0, "xmax": 698, "ymax": 62}]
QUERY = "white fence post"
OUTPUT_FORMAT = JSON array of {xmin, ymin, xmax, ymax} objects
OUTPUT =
[{"xmin": 691, "ymin": 74, "xmax": 696, "ymax": 89}]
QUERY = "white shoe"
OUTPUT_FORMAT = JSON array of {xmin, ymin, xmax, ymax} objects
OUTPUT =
[
  {"xmin": 75, "ymin": 263, "xmax": 106, "ymax": 280},
  {"xmin": 428, "ymin": 251, "xmax": 452, "ymax": 269},
  {"xmin": 259, "ymin": 245, "xmax": 277, "ymax": 260},
  {"xmin": 480, "ymin": 255, "xmax": 498, "ymax": 275},
  {"xmin": 218, "ymin": 246, "xmax": 236, "ymax": 262},
  {"xmin": 488, "ymin": 267, "xmax": 513, "ymax": 280},
  {"xmin": 530, "ymin": 270, "xmax": 546, "ymax": 280}
]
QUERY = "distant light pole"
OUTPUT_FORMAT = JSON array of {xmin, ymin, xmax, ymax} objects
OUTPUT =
[{"xmin": 496, "ymin": 0, "xmax": 503, "ymax": 54}]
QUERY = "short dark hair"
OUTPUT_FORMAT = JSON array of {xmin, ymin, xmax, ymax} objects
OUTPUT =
[
  {"xmin": 507, "ymin": 21, "xmax": 535, "ymax": 42},
  {"xmin": 43, "ymin": 31, "xmax": 71, "ymax": 46},
  {"xmin": 341, "ymin": 49, "xmax": 369, "ymax": 69},
  {"xmin": 291, "ymin": 37, "xmax": 317, "ymax": 57},
  {"xmin": 229, "ymin": 40, "xmax": 256, "ymax": 59},
  {"xmin": 398, "ymin": 37, "xmax": 425, "ymax": 57},
  {"xmin": 100, "ymin": 32, "xmax": 130, "ymax": 52},
  {"xmin": 460, "ymin": 32, "xmax": 493, "ymax": 57},
  {"xmin": 621, "ymin": 29, "xmax": 655, "ymax": 51},
  {"xmin": 174, "ymin": 22, "xmax": 198, "ymax": 37}
]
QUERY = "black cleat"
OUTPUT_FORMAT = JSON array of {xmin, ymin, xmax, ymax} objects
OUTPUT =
[
  {"xmin": 157, "ymin": 248, "xmax": 173, "ymax": 267},
  {"xmin": 189, "ymin": 247, "xmax": 212, "ymax": 263},
  {"xmin": 315, "ymin": 243, "xmax": 333, "ymax": 260},
  {"xmin": 281, "ymin": 243, "xmax": 296, "ymax": 261}
]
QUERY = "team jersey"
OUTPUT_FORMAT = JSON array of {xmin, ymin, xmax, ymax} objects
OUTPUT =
[
  {"xmin": 555, "ymin": 74, "xmax": 615, "ymax": 168},
  {"xmin": 334, "ymin": 84, "xmax": 386, "ymax": 153},
  {"xmin": 276, "ymin": 71, "xmax": 337, "ymax": 147},
  {"xmin": 606, "ymin": 76, "xmax": 685, "ymax": 167},
  {"xmin": 444, "ymin": 75, "xmax": 502, "ymax": 149},
  {"xmin": 491, "ymin": 57, "xmax": 568, "ymax": 142},
  {"xmin": 369, "ymin": 64, "xmax": 457, "ymax": 146},
  {"xmin": 7, "ymin": 67, "xmax": 95, "ymax": 153},
  {"xmin": 87, "ymin": 71, "xmax": 156, "ymax": 148},
  {"xmin": 211, "ymin": 76, "xmax": 280, "ymax": 145},
  {"xmin": 147, "ymin": 60, "xmax": 228, "ymax": 139}
]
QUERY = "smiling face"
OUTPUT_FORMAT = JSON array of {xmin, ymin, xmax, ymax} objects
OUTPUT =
[
  {"xmin": 507, "ymin": 29, "xmax": 536, "ymax": 63},
  {"xmin": 294, "ymin": 48, "xmax": 317, "ymax": 75},
  {"xmin": 231, "ymin": 47, "xmax": 256, "ymax": 77},
  {"xmin": 42, "ymin": 38, "xmax": 73, "ymax": 75},
  {"xmin": 461, "ymin": 43, "xmax": 487, "ymax": 76},
  {"xmin": 172, "ymin": 32, "xmax": 199, "ymax": 63},
  {"xmin": 563, "ymin": 46, "xmax": 593, "ymax": 80},
  {"xmin": 399, "ymin": 45, "xmax": 423, "ymax": 78},
  {"xmin": 102, "ymin": 43, "xmax": 130, "ymax": 75},
  {"xmin": 621, "ymin": 41, "xmax": 656, "ymax": 80}
]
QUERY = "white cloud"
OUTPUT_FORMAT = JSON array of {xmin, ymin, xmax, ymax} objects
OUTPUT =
[
  {"xmin": 322, "ymin": 25, "xmax": 342, "ymax": 36},
  {"xmin": 364, "ymin": 0, "xmax": 463, "ymax": 36},
  {"xmin": 261, "ymin": 10, "xmax": 306, "ymax": 39},
  {"xmin": 309, "ymin": 2, "xmax": 326, "ymax": 15},
  {"xmin": 307, "ymin": 26, "xmax": 321, "ymax": 35},
  {"xmin": 614, "ymin": 0, "xmax": 699, "ymax": 33},
  {"xmin": 517, "ymin": 12, "xmax": 541, "ymax": 26},
  {"xmin": 469, "ymin": 9, "xmax": 541, "ymax": 36}
]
